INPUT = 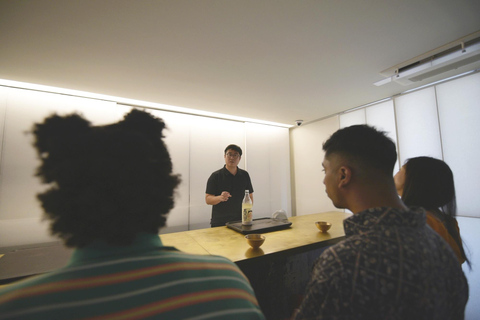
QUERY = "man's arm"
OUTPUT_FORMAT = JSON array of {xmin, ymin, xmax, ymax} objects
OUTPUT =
[{"xmin": 205, "ymin": 192, "xmax": 231, "ymax": 205}]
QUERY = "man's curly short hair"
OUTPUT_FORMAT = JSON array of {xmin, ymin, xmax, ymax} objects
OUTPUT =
[{"xmin": 32, "ymin": 109, "xmax": 181, "ymax": 248}]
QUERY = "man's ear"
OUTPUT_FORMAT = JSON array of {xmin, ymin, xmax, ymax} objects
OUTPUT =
[{"xmin": 338, "ymin": 166, "xmax": 352, "ymax": 187}]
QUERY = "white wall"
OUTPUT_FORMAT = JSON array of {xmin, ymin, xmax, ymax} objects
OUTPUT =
[
  {"xmin": 339, "ymin": 108, "xmax": 365, "ymax": 128},
  {"xmin": 339, "ymin": 100, "xmax": 400, "ymax": 173},
  {"xmin": 245, "ymin": 123, "xmax": 291, "ymax": 217},
  {"xmin": 0, "ymin": 86, "xmax": 291, "ymax": 247},
  {"xmin": 458, "ymin": 216, "xmax": 480, "ymax": 320},
  {"xmin": 0, "ymin": 88, "xmax": 130, "ymax": 246},
  {"xmin": 290, "ymin": 116, "xmax": 340, "ymax": 216},
  {"xmin": 187, "ymin": 116, "xmax": 247, "ymax": 230},
  {"xmin": 0, "ymin": 87, "xmax": 6, "ymax": 163},
  {"xmin": 146, "ymin": 110, "xmax": 193, "ymax": 233},
  {"xmin": 395, "ymin": 87, "xmax": 443, "ymax": 164},
  {"xmin": 436, "ymin": 74, "xmax": 480, "ymax": 219}
]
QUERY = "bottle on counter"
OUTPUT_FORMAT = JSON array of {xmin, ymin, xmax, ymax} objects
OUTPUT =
[{"xmin": 242, "ymin": 190, "xmax": 253, "ymax": 226}]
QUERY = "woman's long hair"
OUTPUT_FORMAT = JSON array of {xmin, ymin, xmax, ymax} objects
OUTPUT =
[{"xmin": 402, "ymin": 156, "xmax": 470, "ymax": 267}]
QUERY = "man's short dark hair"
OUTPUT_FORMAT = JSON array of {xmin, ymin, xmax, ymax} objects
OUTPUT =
[
  {"xmin": 322, "ymin": 125, "xmax": 397, "ymax": 176},
  {"xmin": 32, "ymin": 109, "xmax": 181, "ymax": 248},
  {"xmin": 224, "ymin": 144, "xmax": 242, "ymax": 156}
]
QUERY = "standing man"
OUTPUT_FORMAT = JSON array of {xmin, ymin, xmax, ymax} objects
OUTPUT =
[
  {"xmin": 206, "ymin": 144, "xmax": 254, "ymax": 227},
  {"xmin": 294, "ymin": 125, "xmax": 468, "ymax": 320}
]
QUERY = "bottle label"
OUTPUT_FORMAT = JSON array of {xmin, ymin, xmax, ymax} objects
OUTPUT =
[{"xmin": 242, "ymin": 208, "xmax": 253, "ymax": 225}]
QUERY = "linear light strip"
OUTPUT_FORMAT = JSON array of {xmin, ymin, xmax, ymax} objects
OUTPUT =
[{"xmin": 0, "ymin": 79, "xmax": 292, "ymax": 128}]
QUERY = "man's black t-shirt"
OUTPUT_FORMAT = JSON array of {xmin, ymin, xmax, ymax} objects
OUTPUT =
[{"xmin": 206, "ymin": 166, "xmax": 254, "ymax": 227}]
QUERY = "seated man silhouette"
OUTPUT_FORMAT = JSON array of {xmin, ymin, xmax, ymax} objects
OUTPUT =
[{"xmin": 294, "ymin": 125, "xmax": 468, "ymax": 320}]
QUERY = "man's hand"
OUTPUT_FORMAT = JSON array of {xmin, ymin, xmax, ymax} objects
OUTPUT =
[
  {"xmin": 219, "ymin": 191, "xmax": 232, "ymax": 202},
  {"xmin": 206, "ymin": 192, "xmax": 232, "ymax": 205}
]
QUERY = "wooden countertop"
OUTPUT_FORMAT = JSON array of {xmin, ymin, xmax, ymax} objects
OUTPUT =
[
  {"xmin": 161, "ymin": 211, "xmax": 351, "ymax": 262},
  {"xmin": 0, "ymin": 211, "xmax": 350, "ymax": 282}
]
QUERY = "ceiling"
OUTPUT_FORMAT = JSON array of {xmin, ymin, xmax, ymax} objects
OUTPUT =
[{"xmin": 1, "ymin": 1, "xmax": 480, "ymax": 126}]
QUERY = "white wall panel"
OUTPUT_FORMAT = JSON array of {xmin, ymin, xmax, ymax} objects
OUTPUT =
[
  {"xmin": 149, "ymin": 110, "xmax": 192, "ymax": 234},
  {"xmin": 394, "ymin": 87, "xmax": 443, "ymax": 165},
  {"xmin": 291, "ymin": 116, "xmax": 341, "ymax": 216},
  {"xmin": 436, "ymin": 73, "xmax": 480, "ymax": 217},
  {"xmin": 339, "ymin": 109, "xmax": 365, "ymax": 128},
  {"xmin": 458, "ymin": 216, "xmax": 480, "ymax": 318},
  {"xmin": 245, "ymin": 123, "xmax": 291, "ymax": 218},
  {"xmin": 189, "ymin": 117, "xmax": 245, "ymax": 229},
  {"xmin": 366, "ymin": 100, "xmax": 400, "ymax": 173},
  {"xmin": 0, "ymin": 87, "xmax": 127, "ymax": 247},
  {"xmin": 0, "ymin": 86, "xmax": 6, "ymax": 163}
]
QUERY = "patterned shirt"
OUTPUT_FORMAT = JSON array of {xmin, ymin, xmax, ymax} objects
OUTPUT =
[
  {"xmin": 0, "ymin": 233, "xmax": 265, "ymax": 320},
  {"xmin": 294, "ymin": 207, "xmax": 468, "ymax": 320}
]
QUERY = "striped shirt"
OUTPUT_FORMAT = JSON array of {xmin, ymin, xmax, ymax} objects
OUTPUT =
[{"xmin": 0, "ymin": 233, "xmax": 265, "ymax": 320}]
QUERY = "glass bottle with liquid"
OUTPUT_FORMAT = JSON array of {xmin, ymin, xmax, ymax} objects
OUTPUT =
[{"xmin": 242, "ymin": 190, "xmax": 253, "ymax": 226}]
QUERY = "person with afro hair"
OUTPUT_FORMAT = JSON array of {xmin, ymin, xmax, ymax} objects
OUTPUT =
[{"xmin": 0, "ymin": 109, "xmax": 265, "ymax": 320}]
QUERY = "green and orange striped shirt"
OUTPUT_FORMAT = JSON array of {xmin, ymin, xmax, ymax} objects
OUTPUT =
[{"xmin": 0, "ymin": 233, "xmax": 265, "ymax": 320}]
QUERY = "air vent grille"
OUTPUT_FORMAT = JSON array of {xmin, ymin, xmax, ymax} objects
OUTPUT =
[{"xmin": 376, "ymin": 31, "xmax": 480, "ymax": 86}]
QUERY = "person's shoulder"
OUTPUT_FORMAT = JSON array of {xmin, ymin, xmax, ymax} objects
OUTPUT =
[
  {"xmin": 425, "ymin": 210, "xmax": 444, "ymax": 223},
  {"xmin": 0, "ymin": 271, "xmax": 58, "ymax": 297},
  {"xmin": 168, "ymin": 251, "xmax": 237, "ymax": 266},
  {"xmin": 237, "ymin": 167, "xmax": 250, "ymax": 176},
  {"xmin": 315, "ymin": 239, "xmax": 358, "ymax": 267},
  {"xmin": 317, "ymin": 233, "xmax": 382, "ymax": 271},
  {"xmin": 169, "ymin": 252, "xmax": 249, "ymax": 279},
  {"xmin": 208, "ymin": 167, "xmax": 226, "ymax": 178},
  {"xmin": 332, "ymin": 237, "xmax": 361, "ymax": 256}
]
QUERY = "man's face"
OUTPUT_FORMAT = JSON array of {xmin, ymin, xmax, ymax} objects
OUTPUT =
[
  {"xmin": 224, "ymin": 149, "xmax": 241, "ymax": 167},
  {"xmin": 322, "ymin": 154, "xmax": 344, "ymax": 208}
]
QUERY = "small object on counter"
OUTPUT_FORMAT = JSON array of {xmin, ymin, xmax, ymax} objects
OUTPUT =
[
  {"xmin": 315, "ymin": 221, "xmax": 332, "ymax": 232},
  {"xmin": 271, "ymin": 209, "xmax": 288, "ymax": 222},
  {"xmin": 245, "ymin": 234, "xmax": 265, "ymax": 248}
]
